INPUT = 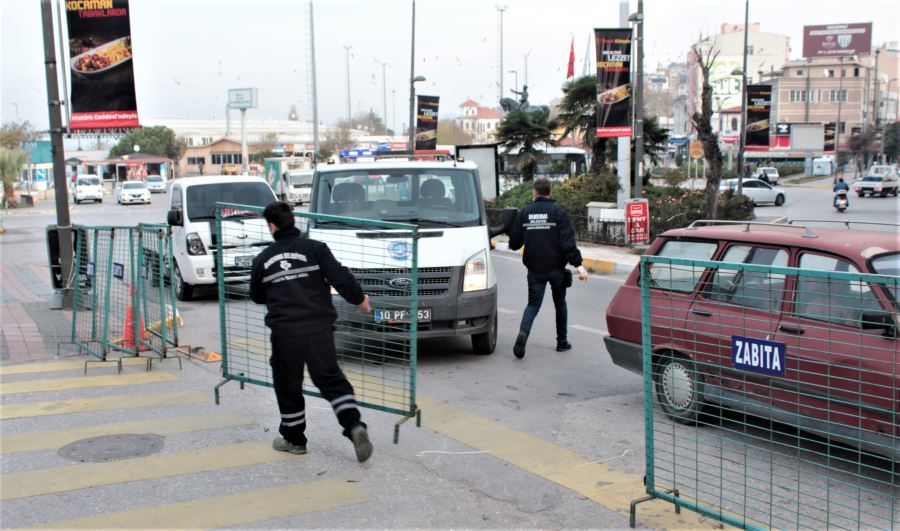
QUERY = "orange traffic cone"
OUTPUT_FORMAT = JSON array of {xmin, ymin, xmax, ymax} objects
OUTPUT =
[{"xmin": 123, "ymin": 287, "xmax": 149, "ymax": 351}]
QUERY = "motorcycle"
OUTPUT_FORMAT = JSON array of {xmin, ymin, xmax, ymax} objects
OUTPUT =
[{"xmin": 834, "ymin": 190, "xmax": 849, "ymax": 213}]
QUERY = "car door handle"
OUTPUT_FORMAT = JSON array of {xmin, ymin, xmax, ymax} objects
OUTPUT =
[
  {"xmin": 779, "ymin": 324, "xmax": 805, "ymax": 335},
  {"xmin": 690, "ymin": 309, "xmax": 712, "ymax": 317}
]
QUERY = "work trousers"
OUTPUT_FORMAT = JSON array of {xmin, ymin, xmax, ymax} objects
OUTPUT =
[
  {"xmin": 518, "ymin": 268, "xmax": 568, "ymax": 342},
  {"xmin": 270, "ymin": 328, "xmax": 364, "ymax": 446}
]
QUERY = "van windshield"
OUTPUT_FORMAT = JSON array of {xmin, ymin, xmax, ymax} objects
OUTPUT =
[
  {"xmin": 185, "ymin": 181, "xmax": 276, "ymax": 221},
  {"xmin": 78, "ymin": 177, "xmax": 100, "ymax": 186},
  {"xmin": 313, "ymin": 168, "xmax": 481, "ymax": 228}
]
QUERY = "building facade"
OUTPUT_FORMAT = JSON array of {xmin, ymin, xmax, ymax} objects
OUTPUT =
[{"xmin": 458, "ymin": 99, "xmax": 501, "ymax": 143}]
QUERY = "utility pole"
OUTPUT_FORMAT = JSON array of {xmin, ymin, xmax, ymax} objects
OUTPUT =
[
  {"xmin": 309, "ymin": 1, "xmax": 320, "ymax": 158},
  {"xmin": 392, "ymin": 88, "xmax": 397, "ymax": 136},
  {"xmin": 407, "ymin": 0, "xmax": 417, "ymax": 151},
  {"xmin": 872, "ymin": 47, "xmax": 880, "ymax": 131},
  {"xmin": 376, "ymin": 59, "xmax": 390, "ymax": 132},
  {"xmin": 736, "ymin": 0, "xmax": 749, "ymax": 198},
  {"xmin": 41, "ymin": 0, "xmax": 73, "ymax": 309},
  {"xmin": 496, "ymin": 5, "xmax": 507, "ymax": 103},
  {"xmin": 835, "ymin": 56, "xmax": 845, "ymax": 182},
  {"xmin": 616, "ymin": 0, "xmax": 630, "ymax": 207},
  {"xmin": 632, "ymin": 0, "xmax": 645, "ymax": 198},
  {"xmin": 343, "ymin": 45, "xmax": 352, "ymax": 123}
]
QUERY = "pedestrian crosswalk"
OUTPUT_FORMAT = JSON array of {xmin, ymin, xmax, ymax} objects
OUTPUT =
[{"xmin": 0, "ymin": 359, "xmax": 376, "ymax": 528}]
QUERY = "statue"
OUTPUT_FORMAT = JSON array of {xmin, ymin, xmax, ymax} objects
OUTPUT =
[{"xmin": 500, "ymin": 84, "xmax": 549, "ymax": 116}]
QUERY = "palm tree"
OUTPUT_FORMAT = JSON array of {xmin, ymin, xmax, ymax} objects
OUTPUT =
[
  {"xmin": 495, "ymin": 107, "xmax": 559, "ymax": 181},
  {"xmin": 557, "ymin": 75, "xmax": 606, "ymax": 175},
  {"xmin": 0, "ymin": 147, "xmax": 27, "ymax": 208}
]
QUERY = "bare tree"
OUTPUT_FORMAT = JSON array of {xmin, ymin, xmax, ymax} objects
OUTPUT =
[{"xmin": 690, "ymin": 43, "xmax": 725, "ymax": 219}]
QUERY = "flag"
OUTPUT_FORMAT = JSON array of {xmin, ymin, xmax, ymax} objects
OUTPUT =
[
  {"xmin": 566, "ymin": 37, "xmax": 575, "ymax": 79},
  {"xmin": 582, "ymin": 34, "xmax": 591, "ymax": 76}
]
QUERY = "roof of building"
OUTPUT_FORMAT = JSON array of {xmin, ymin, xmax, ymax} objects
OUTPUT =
[
  {"xmin": 475, "ymin": 107, "xmax": 501, "ymax": 120},
  {"xmin": 459, "ymin": 99, "xmax": 479, "ymax": 108}
]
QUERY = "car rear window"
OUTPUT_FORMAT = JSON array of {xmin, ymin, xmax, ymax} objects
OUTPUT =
[
  {"xmin": 77, "ymin": 178, "xmax": 100, "ymax": 186},
  {"xmin": 871, "ymin": 252, "xmax": 899, "ymax": 301},
  {"xmin": 647, "ymin": 240, "xmax": 718, "ymax": 293}
]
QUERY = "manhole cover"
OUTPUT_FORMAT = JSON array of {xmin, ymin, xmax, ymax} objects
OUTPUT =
[{"xmin": 58, "ymin": 434, "xmax": 165, "ymax": 462}]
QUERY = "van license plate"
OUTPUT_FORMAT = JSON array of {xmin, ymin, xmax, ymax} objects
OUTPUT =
[
  {"xmin": 234, "ymin": 255, "xmax": 254, "ymax": 267},
  {"xmin": 374, "ymin": 308, "xmax": 431, "ymax": 323}
]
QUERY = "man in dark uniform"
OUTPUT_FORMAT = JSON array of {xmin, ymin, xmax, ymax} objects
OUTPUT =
[
  {"xmin": 250, "ymin": 201, "xmax": 373, "ymax": 462},
  {"xmin": 508, "ymin": 178, "xmax": 587, "ymax": 359}
]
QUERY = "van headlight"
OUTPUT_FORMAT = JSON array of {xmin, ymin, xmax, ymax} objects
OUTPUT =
[
  {"xmin": 186, "ymin": 233, "xmax": 207, "ymax": 255},
  {"xmin": 463, "ymin": 250, "xmax": 488, "ymax": 292}
]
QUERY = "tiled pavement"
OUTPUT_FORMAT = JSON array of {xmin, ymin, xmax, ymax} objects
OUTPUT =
[{"xmin": 0, "ymin": 261, "xmax": 74, "ymax": 362}]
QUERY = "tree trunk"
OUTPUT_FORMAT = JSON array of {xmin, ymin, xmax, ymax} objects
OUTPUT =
[
  {"xmin": 590, "ymin": 137, "xmax": 606, "ymax": 175},
  {"xmin": 691, "ymin": 52, "xmax": 725, "ymax": 219}
]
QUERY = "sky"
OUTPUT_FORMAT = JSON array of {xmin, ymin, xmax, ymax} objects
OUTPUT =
[{"xmin": 1, "ymin": 0, "xmax": 898, "ymax": 131}]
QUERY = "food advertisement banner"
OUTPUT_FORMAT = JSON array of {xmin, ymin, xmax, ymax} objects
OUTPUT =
[
  {"xmin": 65, "ymin": 0, "xmax": 139, "ymax": 130},
  {"xmin": 824, "ymin": 122, "xmax": 836, "ymax": 153},
  {"xmin": 415, "ymin": 95, "xmax": 439, "ymax": 150},
  {"xmin": 803, "ymin": 23, "xmax": 872, "ymax": 58},
  {"xmin": 745, "ymin": 85, "xmax": 771, "ymax": 147},
  {"xmin": 594, "ymin": 28, "xmax": 632, "ymax": 138}
]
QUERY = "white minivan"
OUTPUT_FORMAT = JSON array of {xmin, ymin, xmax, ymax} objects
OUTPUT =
[
  {"xmin": 166, "ymin": 175, "xmax": 277, "ymax": 300},
  {"xmin": 73, "ymin": 175, "xmax": 103, "ymax": 204},
  {"xmin": 307, "ymin": 160, "xmax": 514, "ymax": 354}
]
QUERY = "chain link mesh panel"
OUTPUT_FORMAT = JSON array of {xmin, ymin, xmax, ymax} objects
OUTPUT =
[
  {"xmin": 635, "ymin": 255, "xmax": 899, "ymax": 530},
  {"xmin": 216, "ymin": 203, "xmax": 419, "ymax": 419},
  {"xmin": 136, "ymin": 224, "xmax": 179, "ymax": 356}
]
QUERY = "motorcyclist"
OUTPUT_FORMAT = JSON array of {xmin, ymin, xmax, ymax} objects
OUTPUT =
[{"xmin": 833, "ymin": 177, "xmax": 850, "ymax": 207}]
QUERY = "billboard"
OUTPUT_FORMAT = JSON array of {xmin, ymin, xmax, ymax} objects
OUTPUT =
[
  {"xmin": 594, "ymin": 28, "xmax": 632, "ymax": 138},
  {"xmin": 824, "ymin": 122, "xmax": 836, "ymax": 153},
  {"xmin": 803, "ymin": 23, "xmax": 872, "ymax": 58},
  {"xmin": 415, "ymin": 95, "xmax": 439, "ymax": 150},
  {"xmin": 745, "ymin": 85, "xmax": 771, "ymax": 147},
  {"xmin": 789, "ymin": 123, "xmax": 825, "ymax": 152},
  {"xmin": 228, "ymin": 88, "xmax": 258, "ymax": 109},
  {"xmin": 65, "ymin": 0, "xmax": 139, "ymax": 130}
]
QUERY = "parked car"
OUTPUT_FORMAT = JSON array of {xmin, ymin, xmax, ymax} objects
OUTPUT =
[
  {"xmin": 145, "ymin": 175, "xmax": 167, "ymax": 193},
  {"xmin": 165, "ymin": 175, "xmax": 277, "ymax": 301},
  {"xmin": 854, "ymin": 165, "xmax": 899, "ymax": 197},
  {"xmin": 73, "ymin": 175, "xmax": 103, "ymax": 204},
  {"xmin": 116, "ymin": 181, "xmax": 151, "ymax": 205},
  {"xmin": 720, "ymin": 178, "xmax": 786, "ymax": 206},
  {"xmin": 604, "ymin": 220, "xmax": 899, "ymax": 460},
  {"xmin": 753, "ymin": 166, "xmax": 780, "ymax": 184}
]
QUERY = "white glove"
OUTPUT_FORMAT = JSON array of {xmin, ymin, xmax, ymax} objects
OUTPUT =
[{"xmin": 576, "ymin": 265, "xmax": 588, "ymax": 282}]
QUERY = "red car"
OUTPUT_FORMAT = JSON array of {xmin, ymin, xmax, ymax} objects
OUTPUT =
[{"xmin": 604, "ymin": 221, "xmax": 899, "ymax": 460}]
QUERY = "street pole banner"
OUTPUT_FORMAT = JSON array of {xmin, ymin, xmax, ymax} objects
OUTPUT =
[
  {"xmin": 65, "ymin": 0, "xmax": 139, "ymax": 130},
  {"xmin": 415, "ymin": 95, "xmax": 439, "ymax": 150},
  {"xmin": 594, "ymin": 28, "xmax": 632, "ymax": 138},
  {"xmin": 824, "ymin": 122, "xmax": 836, "ymax": 153},
  {"xmin": 745, "ymin": 84, "xmax": 771, "ymax": 147}
]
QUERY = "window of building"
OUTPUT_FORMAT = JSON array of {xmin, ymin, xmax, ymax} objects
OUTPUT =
[
  {"xmin": 187, "ymin": 138, "xmax": 194, "ymax": 147},
  {"xmin": 796, "ymin": 69, "xmax": 804, "ymax": 77},
  {"xmin": 789, "ymin": 90, "xmax": 807, "ymax": 103},
  {"xmin": 830, "ymin": 89, "xmax": 848, "ymax": 103},
  {"xmin": 731, "ymin": 117, "xmax": 738, "ymax": 130},
  {"xmin": 825, "ymin": 69, "xmax": 835, "ymax": 78},
  {"xmin": 187, "ymin": 157, "xmax": 206, "ymax": 166},
  {"xmin": 809, "ymin": 90, "xmax": 821, "ymax": 103},
  {"xmin": 211, "ymin": 153, "xmax": 241, "ymax": 165},
  {"xmin": 853, "ymin": 67, "xmax": 860, "ymax": 77},
  {"xmin": 838, "ymin": 122, "xmax": 846, "ymax": 134}
]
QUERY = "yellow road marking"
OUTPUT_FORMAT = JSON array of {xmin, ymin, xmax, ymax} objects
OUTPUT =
[
  {"xmin": 0, "ymin": 358, "xmax": 147, "ymax": 376},
  {"xmin": 0, "ymin": 371, "xmax": 177, "ymax": 396},
  {"xmin": 0, "ymin": 390, "xmax": 206, "ymax": 420},
  {"xmin": 1, "ymin": 441, "xmax": 295, "ymax": 501},
  {"xmin": 37, "ymin": 477, "xmax": 373, "ymax": 529},
  {"xmin": 419, "ymin": 397, "xmax": 721, "ymax": 530},
  {"xmin": 1, "ymin": 413, "xmax": 252, "ymax": 454}
]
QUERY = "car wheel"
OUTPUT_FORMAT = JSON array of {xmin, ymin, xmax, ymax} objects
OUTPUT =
[
  {"xmin": 98, "ymin": 198, "xmax": 102, "ymax": 203},
  {"xmin": 857, "ymin": 193, "xmax": 864, "ymax": 198},
  {"xmin": 471, "ymin": 311, "xmax": 498, "ymax": 355},
  {"xmin": 774, "ymin": 194, "xmax": 785, "ymax": 206},
  {"xmin": 173, "ymin": 263, "xmax": 193, "ymax": 301},
  {"xmin": 653, "ymin": 351, "xmax": 704, "ymax": 424},
  {"xmin": 881, "ymin": 191, "xmax": 889, "ymax": 198}
]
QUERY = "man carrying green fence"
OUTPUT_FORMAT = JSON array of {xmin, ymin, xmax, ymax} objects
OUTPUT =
[{"xmin": 250, "ymin": 201, "xmax": 374, "ymax": 463}]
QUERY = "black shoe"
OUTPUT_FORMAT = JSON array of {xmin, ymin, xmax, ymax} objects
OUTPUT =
[
  {"xmin": 513, "ymin": 331, "xmax": 528, "ymax": 359},
  {"xmin": 556, "ymin": 340, "xmax": 572, "ymax": 352},
  {"xmin": 272, "ymin": 437, "xmax": 307, "ymax": 455},
  {"xmin": 350, "ymin": 425, "xmax": 373, "ymax": 463}
]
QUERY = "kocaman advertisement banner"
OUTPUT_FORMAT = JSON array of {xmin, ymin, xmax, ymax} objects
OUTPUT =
[
  {"xmin": 594, "ymin": 28, "xmax": 632, "ymax": 138},
  {"xmin": 745, "ymin": 85, "xmax": 771, "ymax": 147},
  {"xmin": 415, "ymin": 95, "xmax": 439, "ymax": 150},
  {"xmin": 802, "ymin": 23, "xmax": 872, "ymax": 58},
  {"xmin": 65, "ymin": 0, "xmax": 139, "ymax": 129}
]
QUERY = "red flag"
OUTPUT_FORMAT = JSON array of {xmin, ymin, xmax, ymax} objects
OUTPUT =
[{"xmin": 566, "ymin": 37, "xmax": 575, "ymax": 79}]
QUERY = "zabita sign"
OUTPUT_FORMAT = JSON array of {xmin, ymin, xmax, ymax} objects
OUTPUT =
[{"xmin": 732, "ymin": 335, "xmax": 786, "ymax": 376}]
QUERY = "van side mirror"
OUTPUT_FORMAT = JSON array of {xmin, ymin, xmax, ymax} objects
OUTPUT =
[
  {"xmin": 861, "ymin": 311, "xmax": 896, "ymax": 337},
  {"xmin": 489, "ymin": 208, "xmax": 517, "ymax": 238},
  {"xmin": 167, "ymin": 209, "xmax": 183, "ymax": 226}
]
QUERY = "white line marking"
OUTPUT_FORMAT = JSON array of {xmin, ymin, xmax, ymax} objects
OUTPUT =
[
  {"xmin": 498, "ymin": 307, "xmax": 517, "ymax": 315},
  {"xmin": 492, "ymin": 253, "xmax": 522, "ymax": 263},
  {"xmin": 571, "ymin": 324, "xmax": 607, "ymax": 336},
  {"xmin": 416, "ymin": 450, "xmax": 491, "ymax": 457}
]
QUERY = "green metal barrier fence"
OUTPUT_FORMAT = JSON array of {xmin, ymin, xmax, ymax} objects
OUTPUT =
[
  {"xmin": 633, "ymin": 255, "xmax": 898, "ymax": 530},
  {"xmin": 214, "ymin": 202, "xmax": 421, "ymax": 441},
  {"xmin": 71, "ymin": 225, "xmax": 179, "ymax": 371}
]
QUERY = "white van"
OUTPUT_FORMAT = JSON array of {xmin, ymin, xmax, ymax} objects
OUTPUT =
[
  {"xmin": 307, "ymin": 160, "xmax": 514, "ymax": 354},
  {"xmin": 73, "ymin": 174, "xmax": 103, "ymax": 204},
  {"xmin": 166, "ymin": 175, "xmax": 277, "ymax": 300}
]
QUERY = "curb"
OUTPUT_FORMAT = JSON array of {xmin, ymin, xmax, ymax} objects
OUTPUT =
[{"xmin": 491, "ymin": 240, "xmax": 629, "ymax": 274}]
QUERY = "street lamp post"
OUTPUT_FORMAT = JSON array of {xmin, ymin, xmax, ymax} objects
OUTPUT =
[
  {"xmin": 736, "ymin": 0, "xmax": 750, "ymax": 198},
  {"xmin": 835, "ymin": 56, "xmax": 845, "ymax": 182},
  {"xmin": 523, "ymin": 50, "xmax": 531, "ymax": 85},
  {"xmin": 509, "ymin": 70, "xmax": 518, "ymax": 95},
  {"xmin": 376, "ymin": 59, "xmax": 390, "ymax": 131},
  {"xmin": 343, "ymin": 45, "xmax": 352, "ymax": 123},
  {"xmin": 407, "ymin": 0, "xmax": 417, "ymax": 151},
  {"xmin": 629, "ymin": 0, "xmax": 645, "ymax": 199}
]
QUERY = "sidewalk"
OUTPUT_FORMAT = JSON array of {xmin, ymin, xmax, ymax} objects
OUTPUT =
[{"xmin": 492, "ymin": 237, "xmax": 640, "ymax": 274}]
